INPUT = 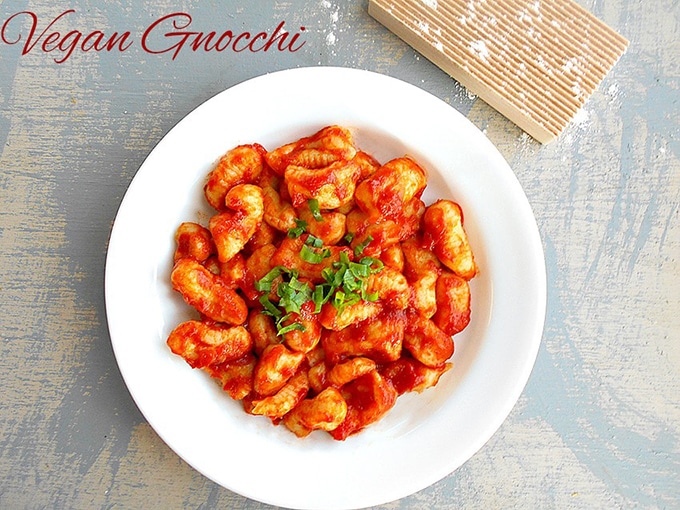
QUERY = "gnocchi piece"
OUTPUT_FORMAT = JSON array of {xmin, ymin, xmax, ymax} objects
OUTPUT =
[
  {"xmin": 317, "ymin": 300, "xmax": 382, "ymax": 332},
  {"xmin": 402, "ymin": 236, "xmax": 442, "ymax": 275},
  {"xmin": 171, "ymin": 258, "xmax": 248, "ymax": 325},
  {"xmin": 174, "ymin": 222, "xmax": 215, "ymax": 262},
  {"xmin": 402, "ymin": 236, "xmax": 443, "ymax": 318},
  {"xmin": 298, "ymin": 204, "xmax": 347, "ymax": 246},
  {"xmin": 202, "ymin": 254, "xmax": 221, "ymax": 275},
  {"xmin": 409, "ymin": 273, "xmax": 439, "ymax": 319},
  {"xmin": 283, "ymin": 387, "xmax": 348, "ymax": 437},
  {"xmin": 403, "ymin": 310, "xmax": 454, "ymax": 368},
  {"xmin": 307, "ymin": 362, "xmax": 329, "ymax": 394},
  {"xmin": 398, "ymin": 197, "xmax": 427, "ymax": 239},
  {"xmin": 167, "ymin": 321, "xmax": 252, "ymax": 369},
  {"xmin": 351, "ymin": 219, "xmax": 402, "ymax": 257},
  {"xmin": 423, "ymin": 199, "xmax": 477, "ymax": 280},
  {"xmin": 262, "ymin": 184, "xmax": 298, "ymax": 232},
  {"xmin": 253, "ymin": 343, "xmax": 306, "ymax": 397},
  {"xmin": 281, "ymin": 301, "xmax": 322, "ymax": 353},
  {"xmin": 329, "ymin": 371, "xmax": 397, "ymax": 440},
  {"xmin": 322, "ymin": 309, "xmax": 405, "ymax": 364},
  {"xmin": 433, "ymin": 270, "xmax": 471, "ymax": 336},
  {"xmin": 204, "ymin": 144, "xmax": 265, "ymax": 211},
  {"xmin": 379, "ymin": 243, "xmax": 404, "ymax": 272},
  {"xmin": 241, "ymin": 243, "xmax": 277, "ymax": 301},
  {"xmin": 344, "ymin": 206, "xmax": 372, "ymax": 241},
  {"xmin": 209, "ymin": 184, "xmax": 264, "ymax": 263},
  {"xmin": 347, "ymin": 197, "xmax": 425, "ymax": 257},
  {"xmin": 306, "ymin": 344, "xmax": 326, "ymax": 367},
  {"xmin": 353, "ymin": 150, "xmax": 381, "ymax": 180},
  {"xmin": 380, "ymin": 357, "xmax": 452, "ymax": 395},
  {"xmin": 245, "ymin": 219, "xmax": 280, "ymax": 254},
  {"xmin": 327, "ymin": 357, "xmax": 377, "ymax": 388},
  {"xmin": 247, "ymin": 309, "xmax": 279, "ymax": 356},
  {"xmin": 285, "ymin": 160, "xmax": 361, "ymax": 209},
  {"xmin": 204, "ymin": 353, "xmax": 257, "ymax": 400},
  {"xmin": 247, "ymin": 371, "xmax": 309, "ymax": 419},
  {"xmin": 354, "ymin": 157, "xmax": 427, "ymax": 221},
  {"xmin": 256, "ymin": 165, "xmax": 282, "ymax": 189},
  {"xmin": 265, "ymin": 125, "xmax": 357, "ymax": 175},
  {"xmin": 218, "ymin": 252, "xmax": 246, "ymax": 290},
  {"xmin": 365, "ymin": 267, "xmax": 410, "ymax": 310}
]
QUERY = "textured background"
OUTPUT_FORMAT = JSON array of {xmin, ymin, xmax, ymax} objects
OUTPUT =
[{"xmin": 0, "ymin": 0, "xmax": 678, "ymax": 508}]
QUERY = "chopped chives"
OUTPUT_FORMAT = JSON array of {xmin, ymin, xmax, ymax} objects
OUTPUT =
[{"xmin": 308, "ymin": 198, "xmax": 323, "ymax": 221}]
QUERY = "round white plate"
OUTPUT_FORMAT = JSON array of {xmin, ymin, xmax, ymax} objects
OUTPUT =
[{"xmin": 105, "ymin": 67, "xmax": 546, "ymax": 510}]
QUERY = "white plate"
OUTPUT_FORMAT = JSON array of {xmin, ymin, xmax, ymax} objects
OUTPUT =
[{"xmin": 105, "ymin": 67, "xmax": 546, "ymax": 510}]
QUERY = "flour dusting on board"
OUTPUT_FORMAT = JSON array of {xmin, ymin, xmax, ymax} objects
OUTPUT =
[
  {"xmin": 469, "ymin": 40, "xmax": 489, "ymax": 61},
  {"xmin": 368, "ymin": 0, "xmax": 629, "ymax": 143},
  {"xmin": 417, "ymin": 20, "xmax": 430, "ymax": 34}
]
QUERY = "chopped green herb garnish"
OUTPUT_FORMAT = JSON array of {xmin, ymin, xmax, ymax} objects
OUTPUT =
[
  {"xmin": 257, "ymin": 266, "xmax": 312, "ymax": 334},
  {"xmin": 364, "ymin": 291, "xmax": 379, "ymax": 302},
  {"xmin": 300, "ymin": 244, "xmax": 331, "ymax": 264},
  {"xmin": 353, "ymin": 235, "xmax": 374, "ymax": 257},
  {"xmin": 277, "ymin": 321, "xmax": 307, "ymax": 336},
  {"xmin": 305, "ymin": 234, "xmax": 324, "ymax": 248},
  {"xmin": 312, "ymin": 284, "xmax": 333, "ymax": 313},
  {"xmin": 255, "ymin": 237, "xmax": 385, "ymax": 333},
  {"xmin": 349, "ymin": 261, "xmax": 370, "ymax": 278},
  {"xmin": 255, "ymin": 266, "xmax": 284, "ymax": 293},
  {"xmin": 323, "ymin": 249, "xmax": 384, "ymax": 314},
  {"xmin": 287, "ymin": 219, "xmax": 307, "ymax": 238},
  {"xmin": 338, "ymin": 250, "xmax": 351, "ymax": 267},
  {"xmin": 259, "ymin": 294, "xmax": 282, "ymax": 319},
  {"xmin": 343, "ymin": 232, "xmax": 355, "ymax": 244},
  {"xmin": 276, "ymin": 275, "xmax": 312, "ymax": 315},
  {"xmin": 359, "ymin": 256, "xmax": 384, "ymax": 272},
  {"xmin": 308, "ymin": 198, "xmax": 323, "ymax": 221}
]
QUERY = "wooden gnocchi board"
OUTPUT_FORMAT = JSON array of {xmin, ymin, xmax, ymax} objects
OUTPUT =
[{"xmin": 368, "ymin": 0, "xmax": 629, "ymax": 143}]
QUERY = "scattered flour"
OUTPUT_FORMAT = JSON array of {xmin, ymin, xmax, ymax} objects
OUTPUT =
[
  {"xmin": 321, "ymin": 0, "xmax": 340, "ymax": 50},
  {"xmin": 572, "ymin": 83, "xmax": 585, "ymax": 99},
  {"xmin": 606, "ymin": 83, "xmax": 622, "ymax": 107},
  {"xmin": 515, "ymin": 132, "xmax": 536, "ymax": 153},
  {"xmin": 469, "ymin": 39, "xmax": 490, "ymax": 61},
  {"xmin": 422, "ymin": 0, "xmax": 438, "ymax": 9},
  {"xmin": 518, "ymin": 10, "xmax": 532, "ymax": 23},
  {"xmin": 572, "ymin": 107, "xmax": 590, "ymax": 126},
  {"xmin": 563, "ymin": 57, "xmax": 579, "ymax": 73},
  {"xmin": 416, "ymin": 20, "xmax": 430, "ymax": 34}
]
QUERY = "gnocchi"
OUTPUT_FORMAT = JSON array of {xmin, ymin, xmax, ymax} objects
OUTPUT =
[{"xmin": 167, "ymin": 126, "xmax": 477, "ymax": 440}]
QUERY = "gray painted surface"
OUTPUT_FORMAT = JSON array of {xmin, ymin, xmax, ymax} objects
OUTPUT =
[{"xmin": 0, "ymin": 1, "xmax": 678, "ymax": 508}]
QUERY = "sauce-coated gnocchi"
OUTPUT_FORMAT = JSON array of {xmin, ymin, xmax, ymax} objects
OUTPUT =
[{"xmin": 167, "ymin": 125, "xmax": 477, "ymax": 440}]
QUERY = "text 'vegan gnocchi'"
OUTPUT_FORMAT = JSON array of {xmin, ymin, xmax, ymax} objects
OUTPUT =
[{"xmin": 167, "ymin": 125, "xmax": 477, "ymax": 440}]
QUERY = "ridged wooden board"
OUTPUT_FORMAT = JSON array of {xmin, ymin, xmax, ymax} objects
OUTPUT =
[{"xmin": 368, "ymin": 0, "xmax": 629, "ymax": 142}]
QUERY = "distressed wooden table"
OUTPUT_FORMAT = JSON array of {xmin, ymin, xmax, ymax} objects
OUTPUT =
[{"xmin": 1, "ymin": 1, "xmax": 678, "ymax": 508}]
